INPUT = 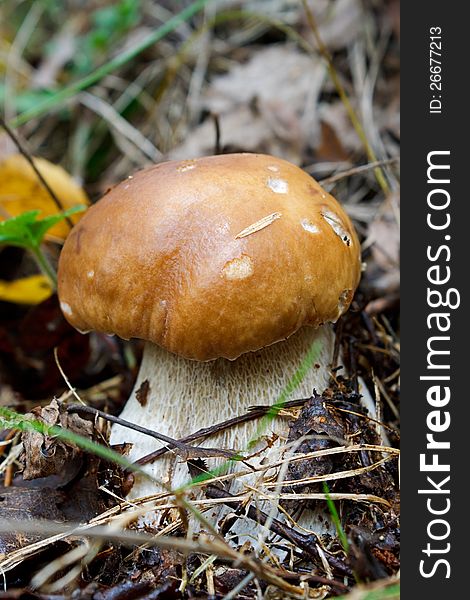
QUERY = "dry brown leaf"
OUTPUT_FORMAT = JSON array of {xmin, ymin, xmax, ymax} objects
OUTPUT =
[
  {"xmin": 311, "ymin": 0, "xmax": 362, "ymax": 50},
  {"xmin": 367, "ymin": 194, "xmax": 400, "ymax": 292},
  {"xmin": 316, "ymin": 121, "xmax": 351, "ymax": 162},
  {"xmin": 170, "ymin": 45, "xmax": 325, "ymax": 162},
  {"xmin": 319, "ymin": 101, "xmax": 363, "ymax": 155},
  {"xmin": 205, "ymin": 45, "xmax": 322, "ymax": 115},
  {"xmin": 244, "ymin": 0, "xmax": 361, "ymax": 51},
  {"xmin": 0, "ymin": 486, "xmax": 68, "ymax": 558},
  {"xmin": 0, "ymin": 154, "xmax": 89, "ymax": 240},
  {"xmin": 21, "ymin": 399, "xmax": 94, "ymax": 481}
]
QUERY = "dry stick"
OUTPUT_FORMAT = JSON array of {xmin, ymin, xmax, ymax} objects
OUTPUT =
[
  {"xmin": 54, "ymin": 347, "xmax": 85, "ymax": 405},
  {"xmin": 68, "ymin": 401, "xmax": 384, "ymax": 579},
  {"xmin": 211, "ymin": 112, "xmax": 221, "ymax": 154},
  {"xmin": 330, "ymin": 405, "xmax": 396, "ymax": 434},
  {"xmin": 188, "ymin": 462, "xmax": 352, "ymax": 578},
  {"xmin": 67, "ymin": 403, "xmax": 236, "ymax": 460},
  {"xmin": 319, "ymin": 157, "xmax": 400, "ymax": 187},
  {"xmin": 0, "ymin": 117, "xmax": 74, "ymax": 229},
  {"xmin": 301, "ymin": 0, "xmax": 390, "ymax": 195},
  {"xmin": 279, "ymin": 571, "xmax": 348, "ymax": 591},
  {"xmin": 134, "ymin": 397, "xmax": 312, "ymax": 467},
  {"xmin": 0, "ymin": 519, "xmax": 334, "ymax": 597}
]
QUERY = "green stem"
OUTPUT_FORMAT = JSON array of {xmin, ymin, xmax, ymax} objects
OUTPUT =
[{"xmin": 31, "ymin": 244, "xmax": 58, "ymax": 289}]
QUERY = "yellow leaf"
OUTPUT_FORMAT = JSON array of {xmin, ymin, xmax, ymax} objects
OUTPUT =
[
  {"xmin": 0, "ymin": 274, "xmax": 53, "ymax": 305},
  {"xmin": 0, "ymin": 154, "xmax": 89, "ymax": 240}
]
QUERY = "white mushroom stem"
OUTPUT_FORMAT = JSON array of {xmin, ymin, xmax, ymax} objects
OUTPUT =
[{"xmin": 109, "ymin": 325, "xmax": 336, "ymax": 534}]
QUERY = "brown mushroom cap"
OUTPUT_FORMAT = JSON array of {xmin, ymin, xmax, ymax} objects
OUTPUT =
[{"xmin": 58, "ymin": 153, "xmax": 361, "ymax": 360}]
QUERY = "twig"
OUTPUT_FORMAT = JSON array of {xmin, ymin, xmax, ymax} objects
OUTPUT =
[
  {"xmin": 329, "ymin": 404, "xmax": 396, "ymax": 434},
  {"xmin": 263, "ymin": 456, "xmax": 393, "ymax": 489},
  {"xmin": 79, "ymin": 91, "xmax": 161, "ymax": 163},
  {"xmin": 67, "ymin": 403, "xmax": 237, "ymax": 460},
  {"xmin": 0, "ymin": 116, "xmax": 73, "ymax": 228},
  {"xmin": 319, "ymin": 157, "xmax": 400, "ymax": 187},
  {"xmin": 135, "ymin": 397, "xmax": 312, "ymax": 466},
  {"xmin": 212, "ymin": 112, "xmax": 221, "ymax": 154},
  {"xmin": 0, "ymin": 519, "xmax": 332, "ymax": 596},
  {"xmin": 188, "ymin": 461, "xmax": 352, "ymax": 578},
  {"xmin": 54, "ymin": 347, "xmax": 85, "ymax": 405},
  {"xmin": 145, "ymin": 491, "xmax": 391, "ymax": 510}
]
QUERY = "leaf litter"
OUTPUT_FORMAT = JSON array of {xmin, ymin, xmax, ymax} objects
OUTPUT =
[{"xmin": 0, "ymin": 0, "xmax": 399, "ymax": 597}]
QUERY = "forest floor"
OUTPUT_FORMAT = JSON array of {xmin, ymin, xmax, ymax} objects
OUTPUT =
[{"xmin": 0, "ymin": 1, "xmax": 400, "ymax": 598}]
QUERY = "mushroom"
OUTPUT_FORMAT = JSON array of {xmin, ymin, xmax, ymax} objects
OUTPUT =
[{"xmin": 57, "ymin": 153, "xmax": 361, "ymax": 533}]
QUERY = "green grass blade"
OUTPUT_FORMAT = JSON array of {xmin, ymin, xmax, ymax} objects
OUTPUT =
[
  {"xmin": 323, "ymin": 481, "xmax": 349, "ymax": 552},
  {"xmin": 10, "ymin": 0, "xmax": 214, "ymax": 128}
]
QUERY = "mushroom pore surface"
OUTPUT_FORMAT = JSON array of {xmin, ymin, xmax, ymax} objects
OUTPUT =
[{"xmin": 111, "ymin": 325, "xmax": 335, "ymax": 498}]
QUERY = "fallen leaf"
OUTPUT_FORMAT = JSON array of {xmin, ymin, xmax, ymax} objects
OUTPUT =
[
  {"xmin": 21, "ymin": 399, "xmax": 93, "ymax": 480},
  {"xmin": 170, "ymin": 44, "xmax": 325, "ymax": 162},
  {"xmin": 0, "ymin": 274, "xmax": 53, "ymax": 305},
  {"xmin": 0, "ymin": 154, "xmax": 89, "ymax": 240},
  {"xmin": 316, "ymin": 120, "xmax": 350, "ymax": 162},
  {"xmin": 309, "ymin": 0, "xmax": 362, "ymax": 51},
  {"xmin": 367, "ymin": 194, "xmax": 400, "ymax": 293},
  {"xmin": 347, "ymin": 524, "xmax": 399, "ymax": 580},
  {"xmin": 319, "ymin": 101, "xmax": 363, "ymax": 155}
]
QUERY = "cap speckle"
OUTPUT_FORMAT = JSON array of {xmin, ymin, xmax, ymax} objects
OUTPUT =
[
  {"xmin": 223, "ymin": 255, "xmax": 254, "ymax": 280},
  {"xmin": 60, "ymin": 301, "xmax": 73, "ymax": 317},
  {"xmin": 176, "ymin": 160, "xmax": 197, "ymax": 173},
  {"xmin": 301, "ymin": 219, "xmax": 320, "ymax": 234},
  {"xmin": 267, "ymin": 165, "xmax": 280, "ymax": 172},
  {"xmin": 338, "ymin": 289, "xmax": 353, "ymax": 315},
  {"xmin": 322, "ymin": 209, "xmax": 351, "ymax": 245},
  {"xmin": 87, "ymin": 270, "xmax": 95, "ymax": 279},
  {"xmin": 267, "ymin": 177, "xmax": 288, "ymax": 194}
]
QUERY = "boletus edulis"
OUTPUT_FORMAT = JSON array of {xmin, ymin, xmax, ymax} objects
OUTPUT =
[{"xmin": 58, "ymin": 153, "xmax": 361, "ymax": 536}]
